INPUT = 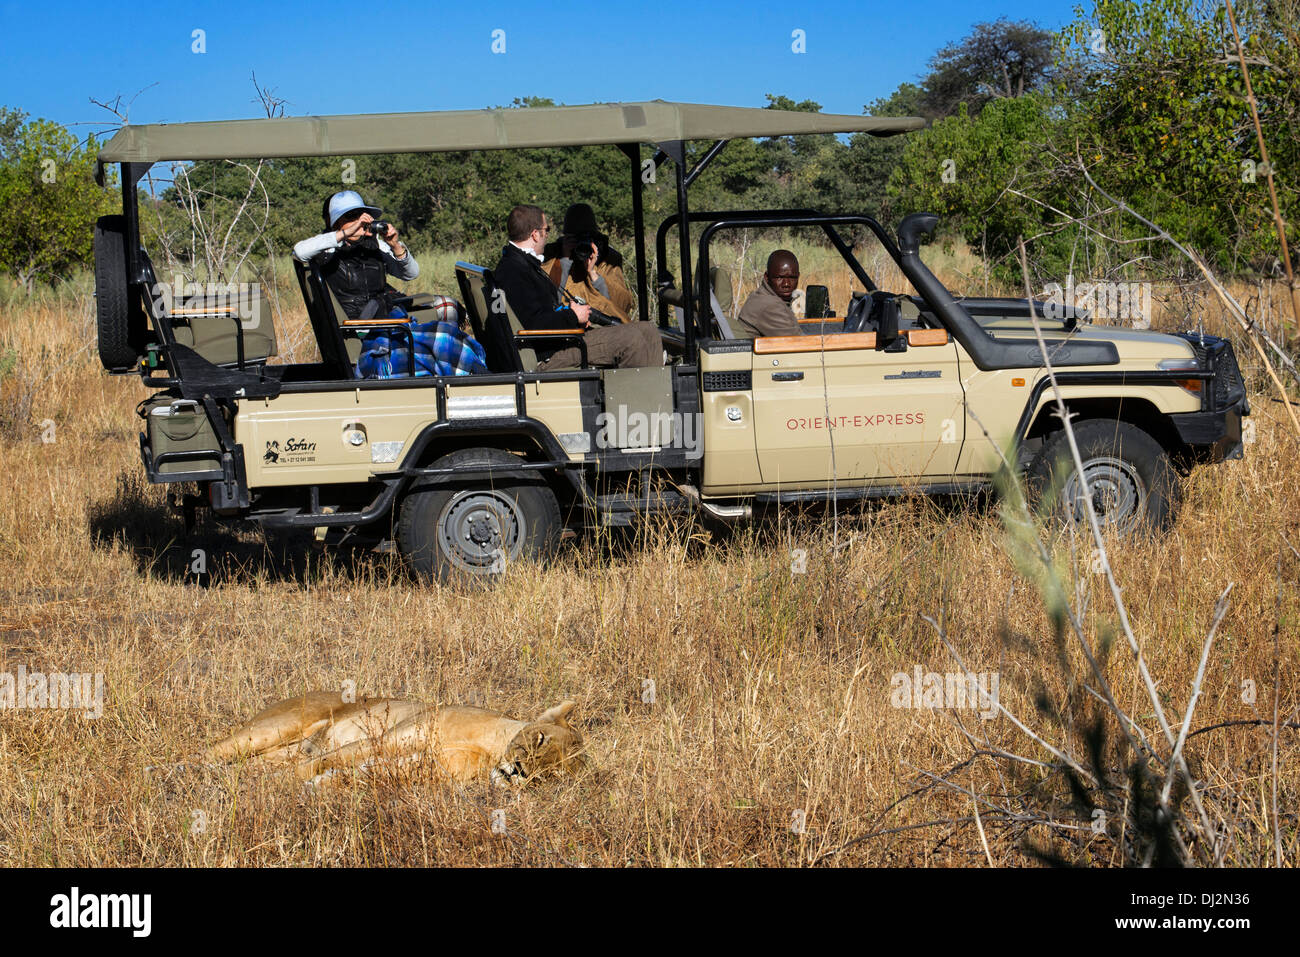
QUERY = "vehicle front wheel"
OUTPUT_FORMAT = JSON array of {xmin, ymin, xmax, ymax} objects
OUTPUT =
[
  {"xmin": 1025, "ymin": 420, "xmax": 1179, "ymax": 536},
  {"xmin": 397, "ymin": 448, "xmax": 561, "ymax": 583}
]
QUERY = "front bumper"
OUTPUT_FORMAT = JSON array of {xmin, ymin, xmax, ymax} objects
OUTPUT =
[
  {"xmin": 1169, "ymin": 332, "xmax": 1249, "ymax": 463},
  {"xmin": 1170, "ymin": 405, "xmax": 1246, "ymax": 462}
]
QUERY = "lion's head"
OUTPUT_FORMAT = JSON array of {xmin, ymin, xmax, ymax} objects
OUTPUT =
[{"xmin": 493, "ymin": 700, "xmax": 585, "ymax": 785}]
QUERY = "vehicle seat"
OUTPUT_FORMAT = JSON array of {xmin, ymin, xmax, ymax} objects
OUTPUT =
[
  {"xmin": 454, "ymin": 261, "xmax": 491, "ymax": 345},
  {"xmin": 708, "ymin": 266, "xmax": 736, "ymax": 339},
  {"xmin": 293, "ymin": 259, "xmax": 359, "ymax": 379},
  {"xmin": 167, "ymin": 283, "xmax": 278, "ymax": 368},
  {"xmin": 456, "ymin": 261, "xmax": 587, "ymax": 373},
  {"xmin": 322, "ymin": 284, "xmax": 364, "ymax": 365},
  {"xmin": 659, "ymin": 265, "xmax": 736, "ymax": 339}
]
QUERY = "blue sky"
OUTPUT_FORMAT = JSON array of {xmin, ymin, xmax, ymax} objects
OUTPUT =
[{"xmin": 2, "ymin": 0, "xmax": 1089, "ymax": 139}]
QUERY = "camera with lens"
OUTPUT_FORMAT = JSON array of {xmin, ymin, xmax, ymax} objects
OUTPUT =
[
  {"xmin": 367, "ymin": 220, "xmax": 392, "ymax": 237},
  {"xmin": 568, "ymin": 234, "xmax": 599, "ymax": 280}
]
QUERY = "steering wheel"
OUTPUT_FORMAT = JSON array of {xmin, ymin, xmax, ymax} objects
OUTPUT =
[{"xmin": 842, "ymin": 290, "xmax": 891, "ymax": 334}]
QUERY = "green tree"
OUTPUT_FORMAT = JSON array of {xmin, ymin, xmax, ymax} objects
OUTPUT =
[
  {"xmin": 888, "ymin": 94, "xmax": 1073, "ymax": 280},
  {"xmin": 1062, "ymin": 0, "xmax": 1298, "ymax": 273},
  {"xmin": 845, "ymin": 82, "xmax": 928, "ymax": 224},
  {"xmin": 0, "ymin": 108, "xmax": 25, "ymax": 156},
  {"xmin": 923, "ymin": 18, "xmax": 1056, "ymax": 117},
  {"xmin": 0, "ymin": 113, "xmax": 118, "ymax": 289}
]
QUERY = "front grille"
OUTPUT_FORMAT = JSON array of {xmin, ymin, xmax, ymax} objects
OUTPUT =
[
  {"xmin": 1174, "ymin": 332, "xmax": 1247, "ymax": 412},
  {"xmin": 702, "ymin": 370, "xmax": 752, "ymax": 392}
]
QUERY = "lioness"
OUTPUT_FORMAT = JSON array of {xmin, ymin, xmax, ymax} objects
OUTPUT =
[{"xmin": 206, "ymin": 691, "xmax": 584, "ymax": 786}]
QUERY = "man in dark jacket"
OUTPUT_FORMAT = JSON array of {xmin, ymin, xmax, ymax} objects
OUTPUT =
[{"xmin": 493, "ymin": 205, "xmax": 661, "ymax": 371}]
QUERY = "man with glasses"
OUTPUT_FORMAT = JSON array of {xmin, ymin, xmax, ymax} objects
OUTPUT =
[{"xmin": 493, "ymin": 204, "xmax": 661, "ymax": 371}]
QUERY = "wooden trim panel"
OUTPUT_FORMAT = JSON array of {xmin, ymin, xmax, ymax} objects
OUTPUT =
[
  {"xmin": 907, "ymin": 328, "xmax": 949, "ymax": 346},
  {"xmin": 753, "ymin": 332, "xmax": 877, "ymax": 354}
]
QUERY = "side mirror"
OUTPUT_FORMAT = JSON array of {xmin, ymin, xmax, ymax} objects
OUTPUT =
[
  {"xmin": 878, "ymin": 297, "xmax": 904, "ymax": 350},
  {"xmin": 804, "ymin": 284, "xmax": 832, "ymax": 319}
]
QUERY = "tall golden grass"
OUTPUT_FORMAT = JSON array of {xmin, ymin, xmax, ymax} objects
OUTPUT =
[{"xmin": 0, "ymin": 251, "xmax": 1294, "ymax": 866}]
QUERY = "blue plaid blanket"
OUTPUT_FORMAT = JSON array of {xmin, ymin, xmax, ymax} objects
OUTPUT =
[{"xmin": 357, "ymin": 318, "xmax": 488, "ymax": 378}]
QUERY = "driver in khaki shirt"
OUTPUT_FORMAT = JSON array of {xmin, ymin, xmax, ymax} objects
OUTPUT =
[{"xmin": 736, "ymin": 250, "xmax": 802, "ymax": 338}]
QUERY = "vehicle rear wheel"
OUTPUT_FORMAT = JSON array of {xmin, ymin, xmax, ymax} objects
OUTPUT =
[
  {"xmin": 94, "ymin": 215, "xmax": 145, "ymax": 371},
  {"xmin": 1026, "ymin": 419, "xmax": 1179, "ymax": 536},
  {"xmin": 397, "ymin": 448, "xmax": 561, "ymax": 583}
]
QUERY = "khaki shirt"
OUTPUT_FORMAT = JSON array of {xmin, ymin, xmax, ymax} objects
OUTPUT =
[
  {"xmin": 736, "ymin": 276, "xmax": 801, "ymax": 338},
  {"xmin": 542, "ymin": 258, "xmax": 636, "ymax": 322}
]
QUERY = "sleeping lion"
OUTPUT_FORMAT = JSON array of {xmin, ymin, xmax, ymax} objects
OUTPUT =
[{"xmin": 206, "ymin": 691, "xmax": 584, "ymax": 787}]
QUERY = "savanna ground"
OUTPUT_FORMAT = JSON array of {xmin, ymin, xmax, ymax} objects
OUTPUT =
[{"xmin": 0, "ymin": 240, "xmax": 1296, "ymax": 866}]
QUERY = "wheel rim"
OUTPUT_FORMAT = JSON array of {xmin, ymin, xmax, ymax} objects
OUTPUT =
[
  {"xmin": 436, "ymin": 490, "xmax": 525, "ymax": 574},
  {"xmin": 1061, "ymin": 455, "xmax": 1146, "ymax": 535}
]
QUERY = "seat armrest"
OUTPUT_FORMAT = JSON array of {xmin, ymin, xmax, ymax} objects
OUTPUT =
[
  {"xmin": 340, "ymin": 318, "xmax": 413, "ymax": 328},
  {"xmin": 512, "ymin": 329, "xmax": 588, "ymax": 368}
]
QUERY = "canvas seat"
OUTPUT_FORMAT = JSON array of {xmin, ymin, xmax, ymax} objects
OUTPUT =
[
  {"xmin": 454, "ymin": 261, "xmax": 588, "ymax": 373},
  {"xmin": 167, "ymin": 284, "xmax": 278, "ymax": 368},
  {"xmin": 660, "ymin": 265, "xmax": 736, "ymax": 339}
]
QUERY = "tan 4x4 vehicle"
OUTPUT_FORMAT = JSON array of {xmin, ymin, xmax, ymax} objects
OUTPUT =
[{"xmin": 93, "ymin": 102, "xmax": 1248, "ymax": 581}]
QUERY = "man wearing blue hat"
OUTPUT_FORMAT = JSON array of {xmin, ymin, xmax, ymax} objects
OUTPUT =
[{"xmin": 293, "ymin": 190, "xmax": 419, "ymax": 319}]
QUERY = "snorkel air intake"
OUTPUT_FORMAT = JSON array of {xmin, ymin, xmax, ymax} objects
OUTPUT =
[{"xmin": 895, "ymin": 212, "xmax": 1118, "ymax": 371}]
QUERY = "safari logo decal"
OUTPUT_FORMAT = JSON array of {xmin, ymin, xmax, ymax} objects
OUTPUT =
[{"xmin": 264, "ymin": 437, "xmax": 317, "ymax": 464}]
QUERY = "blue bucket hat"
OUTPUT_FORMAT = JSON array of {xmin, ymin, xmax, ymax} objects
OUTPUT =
[{"xmin": 326, "ymin": 190, "xmax": 382, "ymax": 228}]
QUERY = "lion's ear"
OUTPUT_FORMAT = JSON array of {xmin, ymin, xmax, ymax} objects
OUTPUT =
[{"xmin": 536, "ymin": 700, "xmax": 576, "ymax": 727}]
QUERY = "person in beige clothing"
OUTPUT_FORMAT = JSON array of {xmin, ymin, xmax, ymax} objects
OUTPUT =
[
  {"xmin": 736, "ymin": 250, "xmax": 803, "ymax": 338},
  {"xmin": 542, "ymin": 203, "xmax": 637, "ymax": 322}
]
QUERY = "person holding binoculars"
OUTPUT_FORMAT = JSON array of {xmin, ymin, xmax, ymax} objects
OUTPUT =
[{"xmin": 293, "ymin": 190, "xmax": 419, "ymax": 320}]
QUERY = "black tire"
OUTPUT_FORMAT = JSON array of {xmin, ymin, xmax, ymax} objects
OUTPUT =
[
  {"xmin": 94, "ymin": 215, "xmax": 144, "ymax": 371},
  {"xmin": 397, "ymin": 448, "xmax": 561, "ymax": 583},
  {"xmin": 1026, "ymin": 419, "xmax": 1179, "ymax": 536}
]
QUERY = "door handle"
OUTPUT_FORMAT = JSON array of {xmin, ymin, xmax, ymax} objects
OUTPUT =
[{"xmin": 771, "ymin": 371, "xmax": 804, "ymax": 381}]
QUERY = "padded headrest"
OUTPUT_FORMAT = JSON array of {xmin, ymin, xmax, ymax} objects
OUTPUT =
[{"xmin": 710, "ymin": 266, "xmax": 732, "ymax": 312}]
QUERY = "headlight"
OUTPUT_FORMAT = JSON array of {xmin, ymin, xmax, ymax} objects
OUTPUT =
[{"xmin": 1159, "ymin": 358, "xmax": 1202, "ymax": 395}]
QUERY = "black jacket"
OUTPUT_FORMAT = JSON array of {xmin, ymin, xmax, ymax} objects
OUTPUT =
[
  {"xmin": 493, "ymin": 243, "xmax": 582, "ymax": 329},
  {"xmin": 319, "ymin": 237, "xmax": 391, "ymax": 319},
  {"xmin": 491, "ymin": 243, "xmax": 581, "ymax": 363}
]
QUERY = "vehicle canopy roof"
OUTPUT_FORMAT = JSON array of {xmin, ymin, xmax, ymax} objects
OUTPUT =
[{"xmin": 96, "ymin": 100, "xmax": 924, "ymax": 163}]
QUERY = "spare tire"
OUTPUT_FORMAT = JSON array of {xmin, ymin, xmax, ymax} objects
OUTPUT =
[{"xmin": 94, "ymin": 215, "xmax": 145, "ymax": 371}]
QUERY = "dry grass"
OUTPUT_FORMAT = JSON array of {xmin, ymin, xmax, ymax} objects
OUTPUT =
[{"xmin": 0, "ymin": 260, "xmax": 1295, "ymax": 867}]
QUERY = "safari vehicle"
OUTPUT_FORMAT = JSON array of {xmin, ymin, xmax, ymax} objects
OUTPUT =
[{"xmin": 92, "ymin": 102, "xmax": 1249, "ymax": 581}]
